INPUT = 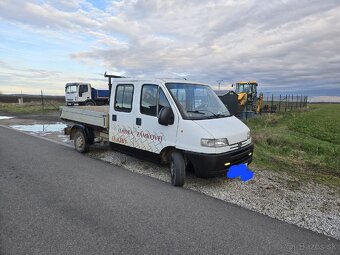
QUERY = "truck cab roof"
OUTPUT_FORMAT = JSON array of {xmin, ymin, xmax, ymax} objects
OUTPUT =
[
  {"xmin": 65, "ymin": 82, "xmax": 91, "ymax": 86},
  {"xmin": 109, "ymin": 77, "xmax": 207, "ymax": 86}
]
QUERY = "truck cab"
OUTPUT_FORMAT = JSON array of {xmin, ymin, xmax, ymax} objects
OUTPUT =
[
  {"xmin": 234, "ymin": 81, "xmax": 258, "ymax": 104},
  {"xmin": 108, "ymin": 78, "xmax": 253, "ymax": 185}
]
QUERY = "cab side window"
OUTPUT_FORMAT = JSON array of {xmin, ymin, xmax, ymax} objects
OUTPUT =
[
  {"xmin": 79, "ymin": 85, "xmax": 88, "ymax": 93},
  {"xmin": 141, "ymin": 85, "xmax": 158, "ymax": 116},
  {"xmin": 115, "ymin": 84, "xmax": 134, "ymax": 112},
  {"xmin": 141, "ymin": 85, "xmax": 171, "ymax": 117}
]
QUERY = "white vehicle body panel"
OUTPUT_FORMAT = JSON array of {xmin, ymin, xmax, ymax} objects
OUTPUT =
[{"xmin": 65, "ymin": 83, "xmax": 91, "ymax": 105}]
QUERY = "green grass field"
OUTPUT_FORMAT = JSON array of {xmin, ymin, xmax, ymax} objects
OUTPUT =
[
  {"xmin": 246, "ymin": 104, "xmax": 340, "ymax": 190},
  {"xmin": 0, "ymin": 101, "xmax": 63, "ymax": 114}
]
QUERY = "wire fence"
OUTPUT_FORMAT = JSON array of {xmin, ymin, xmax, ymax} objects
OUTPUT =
[
  {"xmin": 40, "ymin": 90, "xmax": 62, "ymax": 111},
  {"xmin": 261, "ymin": 94, "xmax": 308, "ymax": 113}
]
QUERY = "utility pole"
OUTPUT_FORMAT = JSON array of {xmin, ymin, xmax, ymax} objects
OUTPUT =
[{"xmin": 217, "ymin": 80, "xmax": 224, "ymax": 90}]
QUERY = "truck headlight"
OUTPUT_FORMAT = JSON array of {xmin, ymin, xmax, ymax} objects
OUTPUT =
[
  {"xmin": 201, "ymin": 138, "xmax": 229, "ymax": 147},
  {"xmin": 247, "ymin": 131, "xmax": 251, "ymax": 139}
]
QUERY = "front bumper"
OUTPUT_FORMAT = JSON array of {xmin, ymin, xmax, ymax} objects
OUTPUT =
[{"xmin": 184, "ymin": 143, "xmax": 254, "ymax": 178}]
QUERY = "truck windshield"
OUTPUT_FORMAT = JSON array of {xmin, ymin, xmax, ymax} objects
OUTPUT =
[
  {"xmin": 166, "ymin": 83, "xmax": 230, "ymax": 120},
  {"xmin": 65, "ymin": 85, "xmax": 78, "ymax": 94}
]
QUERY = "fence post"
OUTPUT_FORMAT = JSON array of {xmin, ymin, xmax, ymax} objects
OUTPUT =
[
  {"xmin": 270, "ymin": 94, "xmax": 273, "ymax": 113},
  {"xmin": 41, "ymin": 90, "xmax": 44, "ymax": 112},
  {"xmin": 286, "ymin": 95, "xmax": 289, "ymax": 111},
  {"xmin": 290, "ymin": 95, "xmax": 293, "ymax": 110},
  {"xmin": 279, "ymin": 94, "xmax": 281, "ymax": 112}
]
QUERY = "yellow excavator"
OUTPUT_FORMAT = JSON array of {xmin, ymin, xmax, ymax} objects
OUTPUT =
[
  {"xmin": 233, "ymin": 81, "xmax": 263, "ymax": 114},
  {"xmin": 217, "ymin": 81, "xmax": 263, "ymax": 119}
]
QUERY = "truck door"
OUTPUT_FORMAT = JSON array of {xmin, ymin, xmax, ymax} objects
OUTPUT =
[
  {"xmin": 78, "ymin": 84, "xmax": 91, "ymax": 103},
  {"xmin": 109, "ymin": 83, "xmax": 136, "ymax": 148},
  {"xmin": 134, "ymin": 83, "xmax": 177, "ymax": 154}
]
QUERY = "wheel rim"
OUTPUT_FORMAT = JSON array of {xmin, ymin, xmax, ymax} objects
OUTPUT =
[{"xmin": 75, "ymin": 135, "xmax": 84, "ymax": 150}]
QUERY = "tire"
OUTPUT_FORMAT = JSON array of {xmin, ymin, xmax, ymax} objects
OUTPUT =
[
  {"xmin": 74, "ymin": 129, "xmax": 89, "ymax": 153},
  {"xmin": 85, "ymin": 100, "xmax": 95, "ymax": 106},
  {"xmin": 170, "ymin": 151, "xmax": 185, "ymax": 187}
]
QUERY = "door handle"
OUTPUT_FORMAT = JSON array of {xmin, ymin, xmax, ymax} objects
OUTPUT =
[
  {"xmin": 112, "ymin": 115, "xmax": 117, "ymax": 121},
  {"xmin": 136, "ymin": 118, "xmax": 142, "ymax": 126}
]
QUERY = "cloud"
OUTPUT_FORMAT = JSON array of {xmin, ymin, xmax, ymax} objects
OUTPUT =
[
  {"xmin": 0, "ymin": 60, "xmax": 107, "ymax": 94},
  {"xmin": 0, "ymin": 0, "xmax": 101, "ymax": 32},
  {"xmin": 72, "ymin": 1, "xmax": 340, "ymax": 93},
  {"xmin": 0, "ymin": 0, "xmax": 339, "ymax": 95}
]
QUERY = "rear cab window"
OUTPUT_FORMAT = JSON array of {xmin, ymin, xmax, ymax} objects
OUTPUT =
[{"xmin": 114, "ymin": 84, "xmax": 134, "ymax": 112}]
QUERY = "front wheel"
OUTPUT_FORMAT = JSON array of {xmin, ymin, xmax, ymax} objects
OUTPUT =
[
  {"xmin": 170, "ymin": 151, "xmax": 185, "ymax": 187},
  {"xmin": 74, "ymin": 129, "xmax": 89, "ymax": 153}
]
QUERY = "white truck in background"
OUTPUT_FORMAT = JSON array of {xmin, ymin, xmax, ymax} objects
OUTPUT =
[
  {"xmin": 65, "ymin": 83, "xmax": 109, "ymax": 106},
  {"xmin": 60, "ymin": 74, "xmax": 254, "ymax": 187}
]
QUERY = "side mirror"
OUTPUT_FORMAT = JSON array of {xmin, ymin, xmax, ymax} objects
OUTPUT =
[
  {"xmin": 231, "ymin": 84, "xmax": 234, "ymax": 87},
  {"xmin": 79, "ymin": 92, "xmax": 82, "ymax": 97},
  {"xmin": 158, "ymin": 107, "xmax": 174, "ymax": 126}
]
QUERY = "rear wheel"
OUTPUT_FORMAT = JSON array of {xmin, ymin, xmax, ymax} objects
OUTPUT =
[
  {"xmin": 170, "ymin": 151, "xmax": 185, "ymax": 187},
  {"xmin": 85, "ymin": 100, "xmax": 95, "ymax": 106},
  {"xmin": 74, "ymin": 129, "xmax": 89, "ymax": 153}
]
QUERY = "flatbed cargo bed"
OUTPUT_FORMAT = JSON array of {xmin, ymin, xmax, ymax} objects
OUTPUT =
[{"xmin": 60, "ymin": 106, "xmax": 109, "ymax": 128}]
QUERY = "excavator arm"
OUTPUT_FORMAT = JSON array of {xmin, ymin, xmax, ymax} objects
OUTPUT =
[{"xmin": 256, "ymin": 93, "xmax": 263, "ymax": 113}]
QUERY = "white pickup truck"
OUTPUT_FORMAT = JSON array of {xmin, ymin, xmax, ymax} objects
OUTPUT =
[{"xmin": 60, "ymin": 75, "xmax": 254, "ymax": 186}]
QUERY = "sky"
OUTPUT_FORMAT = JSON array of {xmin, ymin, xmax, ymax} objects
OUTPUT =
[{"xmin": 0, "ymin": 0, "xmax": 339, "ymax": 96}]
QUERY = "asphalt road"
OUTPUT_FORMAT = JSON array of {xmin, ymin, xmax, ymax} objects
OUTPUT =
[{"xmin": 0, "ymin": 126, "xmax": 339, "ymax": 255}]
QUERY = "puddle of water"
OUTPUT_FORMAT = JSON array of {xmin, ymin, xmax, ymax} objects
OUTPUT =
[
  {"xmin": 0, "ymin": 116, "xmax": 14, "ymax": 120},
  {"xmin": 58, "ymin": 134, "xmax": 71, "ymax": 143},
  {"xmin": 10, "ymin": 123, "xmax": 67, "ymax": 134}
]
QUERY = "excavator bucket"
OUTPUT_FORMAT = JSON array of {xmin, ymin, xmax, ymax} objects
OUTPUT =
[{"xmin": 218, "ymin": 91, "xmax": 241, "ymax": 116}]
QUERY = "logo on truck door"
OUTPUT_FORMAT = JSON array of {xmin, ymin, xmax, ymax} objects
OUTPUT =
[{"xmin": 111, "ymin": 125, "xmax": 165, "ymax": 153}]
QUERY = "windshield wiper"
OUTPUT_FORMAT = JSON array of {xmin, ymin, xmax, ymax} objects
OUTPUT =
[
  {"xmin": 187, "ymin": 110, "xmax": 206, "ymax": 115},
  {"xmin": 188, "ymin": 109, "xmax": 219, "ymax": 118},
  {"xmin": 187, "ymin": 110, "xmax": 231, "ymax": 118}
]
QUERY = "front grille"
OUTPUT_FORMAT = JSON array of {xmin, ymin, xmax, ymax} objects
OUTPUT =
[{"xmin": 229, "ymin": 139, "xmax": 250, "ymax": 151}]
